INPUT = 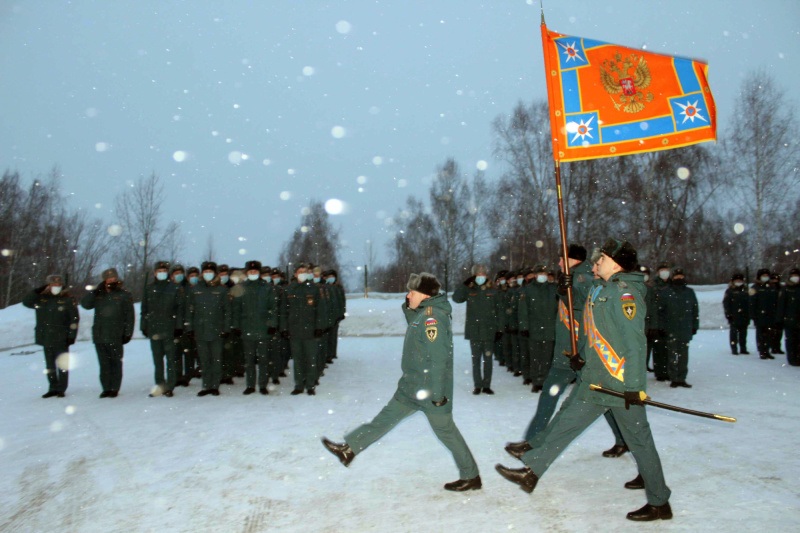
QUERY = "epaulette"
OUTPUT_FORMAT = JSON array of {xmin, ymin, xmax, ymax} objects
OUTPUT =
[
  {"xmin": 425, "ymin": 306, "xmax": 433, "ymax": 316},
  {"xmin": 617, "ymin": 280, "xmax": 629, "ymax": 289}
]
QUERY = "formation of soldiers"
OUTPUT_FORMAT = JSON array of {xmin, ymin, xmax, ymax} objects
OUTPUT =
[{"xmin": 23, "ymin": 260, "xmax": 346, "ymax": 398}]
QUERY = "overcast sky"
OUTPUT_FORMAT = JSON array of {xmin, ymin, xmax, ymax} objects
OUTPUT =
[{"xmin": 1, "ymin": 0, "xmax": 798, "ymax": 277}]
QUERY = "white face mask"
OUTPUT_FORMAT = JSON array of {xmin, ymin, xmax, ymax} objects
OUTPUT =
[
  {"xmin": 248, "ymin": 274, "xmax": 260, "ymax": 281},
  {"xmin": 230, "ymin": 277, "xmax": 240, "ymax": 284},
  {"xmin": 156, "ymin": 272, "xmax": 168, "ymax": 281},
  {"xmin": 760, "ymin": 276, "xmax": 770, "ymax": 283},
  {"xmin": 536, "ymin": 274, "xmax": 548, "ymax": 283},
  {"xmin": 475, "ymin": 276, "xmax": 486, "ymax": 285},
  {"xmin": 498, "ymin": 279, "xmax": 506, "ymax": 285},
  {"xmin": 517, "ymin": 277, "xmax": 524, "ymax": 285},
  {"xmin": 298, "ymin": 273, "xmax": 310, "ymax": 282},
  {"xmin": 734, "ymin": 280, "xmax": 744, "ymax": 287},
  {"xmin": 203, "ymin": 272, "xmax": 215, "ymax": 282},
  {"xmin": 643, "ymin": 274, "xmax": 650, "ymax": 282},
  {"xmin": 790, "ymin": 276, "xmax": 800, "ymax": 284},
  {"xmin": 50, "ymin": 286, "xmax": 62, "ymax": 295},
  {"xmin": 658, "ymin": 270, "xmax": 670, "ymax": 280},
  {"xmin": 220, "ymin": 275, "xmax": 229, "ymax": 284}
]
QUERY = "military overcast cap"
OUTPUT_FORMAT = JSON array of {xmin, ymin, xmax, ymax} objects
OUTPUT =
[
  {"xmin": 471, "ymin": 264, "xmax": 488, "ymax": 275},
  {"xmin": 201, "ymin": 261, "xmax": 217, "ymax": 273},
  {"xmin": 407, "ymin": 272, "xmax": 441, "ymax": 297},
  {"xmin": 153, "ymin": 260, "xmax": 170, "ymax": 271},
  {"xmin": 600, "ymin": 238, "xmax": 637, "ymax": 272},
  {"xmin": 46, "ymin": 274, "xmax": 64, "ymax": 285}
]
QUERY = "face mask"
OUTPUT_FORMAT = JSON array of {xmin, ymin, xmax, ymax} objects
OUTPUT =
[
  {"xmin": 326, "ymin": 277, "xmax": 336, "ymax": 284},
  {"xmin": 248, "ymin": 274, "xmax": 260, "ymax": 281},
  {"xmin": 498, "ymin": 279, "xmax": 506, "ymax": 285},
  {"xmin": 262, "ymin": 276, "xmax": 270, "ymax": 281},
  {"xmin": 203, "ymin": 272, "xmax": 215, "ymax": 282},
  {"xmin": 659, "ymin": 270, "xmax": 670, "ymax": 280},
  {"xmin": 643, "ymin": 274, "xmax": 650, "ymax": 282},
  {"xmin": 313, "ymin": 277, "xmax": 321, "ymax": 283},
  {"xmin": 517, "ymin": 277, "xmax": 524, "ymax": 285},
  {"xmin": 734, "ymin": 280, "xmax": 744, "ymax": 287},
  {"xmin": 173, "ymin": 274, "xmax": 185, "ymax": 283},
  {"xmin": 189, "ymin": 277, "xmax": 199, "ymax": 285},
  {"xmin": 220, "ymin": 275, "xmax": 229, "ymax": 284},
  {"xmin": 760, "ymin": 276, "xmax": 770, "ymax": 283},
  {"xmin": 475, "ymin": 276, "xmax": 486, "ymax": 285},
  {"xmin": 273, "ymin": 278, "xmax": 281, "ymax": 284},
  {"xmin": 790, "ymin": 276, "xmax": 800, "ymax": 284},
  {"xmin": 230, "ymin": 277, "xmax": 240, "ymax": 284},
  {"xmin": 50, "ymin": 286, "xmax": 62, "ymax": 295},
  {"xmin": 536, "ymin": 274, "xmax": 548, "ymax": 283},
  {"xmin": 297, "ymin": 273, "xmax": 308, "ymax": 282},
  {"xmin": 156, "ymin": 272, "xmax": 168, "ymax": 281}
]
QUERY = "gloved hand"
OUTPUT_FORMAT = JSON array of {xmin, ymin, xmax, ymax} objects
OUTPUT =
[
  {"xmin": 432, "ymin": 396, "xmax": 448, "ymax": 407},
  {"xmin": 174, "ymin": 329, "xmax": 183, "ymax": 338},
  {"xmin": 122, "ymin": 334, "xmax": 132, "ymax": 345},
  {"xmin": 93, "ymin": 282, "xmax": 106, "ymax": 296},
  {"xmin": 281, "ymin": 330, "xmax": 291, "ymax": 339},
  {"xmin": 557, "ymin": 273, "xmax": 573, "ymax": 295},
  {"xmin": 314, "ymin": 329, "xmax": 324, "ymax": 338},
  {"xmin": 463, "ymin": 276, "xmax": 476, "ymax": 287},
  {"xmin": 141, "ymin": 329, "xmax": 149, "ymax": 338},
  {"xmin": 494, "ymin": 331, "xmax": 503, "ymax": 342},
  {"xmin": 233, "ymin": 328, "xmax": 242, "ymax": 337},
  {"xmin": 624, "ymin": 390, "xmax": 648, "ymax": 410},
  {"xmin": 569, "ymin": 354, "xmax": 585, "ymax": 371},
  {"xmin": 692, "ymin": 328, "xmax": 697, "ymax": 335},
  {"xmin": 35, "ymin": 284, "xmax": 49, "ymax": 294},
  {"xmin": 520, "ymin": 330, "xmax": 530, "ymax": 338},
  {"xmin": 268, "ymin": 327, "xmax": 278, "ymax": 335},
  {"xmin": 68, "ymin": 338, "xmax": 76, "ymax": 346}
]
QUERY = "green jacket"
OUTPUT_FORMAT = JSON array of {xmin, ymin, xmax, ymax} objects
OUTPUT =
[
  {"xmin": 500, "ymin": 285, "xmax": 521, "ymax": 333},
  {"xmin": 232, "ymin": 278, "xmax": 278, "ymax": 340},
  {"xmin": 452, "ymin": 281, "xmax": 501, "ymax": 342},
  {"xmin": 723, "ymin": 284, "xmax": 751, "ymax": 327},
  {"xmin": 80, "ymin": 283, "xmax": 135, "ymax": 344},
  {"xmin": 518, "ymin": 280, "xmax": 558, "ymax": 341},
  {"xmin": 552, "ymin": 260, "xmax": 594, "ymax": 369},
  {"xmin": 394, "ymin": 293, "xmax": 454, "ymax": 414},
  {"xmin": 23, "ymin": 287, "xmax": 80, "ymax": 346},
  {"xmin": 659, "ymin": 284, "xmax": 699, "ymax": 342},
  {"xmin": 327, "ymin": 283, "xmax": 346, "ymax": 322},
  {"xmin": 315, "ymin": 283, "xmax": 334, "ymax": 329},
  {"xmin": 282, "ymin": 280, "xmax": 324, "ymax": 339},
  {"xmin": 749, "ymin": 282, "xmax": 778, "ymax": 327},
  {"xmin": 777, "ymin": 283, "xmax": 800, "ymax": 327},
  {"xmin": 186, "ymin": 277, "xmax": 231, "ymax": 341},
  {"xmin": 140, "ymin": 279, "xmax": 185, "ymax": 338},
  {"xmin": 576, "ymin": 272, "xmax": 647, "ymax": 407},
  {"xmin": 650, "ymin": 278, "xmax": 671, "ymax": 331}
]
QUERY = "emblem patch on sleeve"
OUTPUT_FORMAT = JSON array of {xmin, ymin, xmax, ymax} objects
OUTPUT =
[
  {"xmin": 425, "ymin": 318, "xmax": 437, "ymax": 326},
  {"xmin": 621, "ymin": 293, "xmax": 636, "ymax": 320},
  {"xmin": 426, "ymin": 327, "xmax": 438, "ymax": 342}
]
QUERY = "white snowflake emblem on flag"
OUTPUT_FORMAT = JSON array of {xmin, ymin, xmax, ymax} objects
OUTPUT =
[
  {"xmin": 567, "ymin": 116, "xmax": 595, "ymax": 143},
  {"xmin": 558, "ymin": 41, "xmax": 584, "ymax": 63},
  {"xmin": 675, "ymin": 100, "xmax": 708, "ymax": 124}
]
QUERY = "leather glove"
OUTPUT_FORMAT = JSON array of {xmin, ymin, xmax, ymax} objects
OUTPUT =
[
  {"xmin": 494, "ymin": 332, "xmax": 503, "ymax": 342},
  {"xmin": 174, "ymin": 329, "xmax": 183, "ymax": 338},
  {"xmin": 624, "ymin": 390, "xmax": 648, "ymax": 410},
  {"xmin": 520, "ymin": 330, "xmax": 530, "ymax": 338},
  {"xmin": 281, "ymin": 330, "xmax": 291, "ymax": 339},
  {"xmin": 314, "ymin": 329, "xmax": 324, "ymax": 338},
  {"xmin": 268, "ymin": 327, "xmax": 278, "ymax": 335},
  {"xmin": 122, "ymin": 334, "xmax": 132, "ymax": 345},
  {"xmin": 432, "ymin": 396, "xmax": 448, "ymax": 407},
  {"xmin": 94, "ymin": 282, "xmax": 106, "ymax": 296},
  {"xmin": 557, "ymin": 273, "xmax": 573, "ymax": 295},
  {"xmin": 141, "ymin": 329, "xmax": 149, "ymax": 338},
  {"xmin": 692, "ymin": 328, "xmax": 697, "ymax": 335},
  {"xmin": 568, "ymin": 354, "xmax": 586, "ymax": 372},
  {"xmin": 68, "ymin": 338, "xmax": 76, "ymax": 346},
  {"xmin": 35, "ymin": 284, "xmax": 49, "ymax": 294},
  {"xmin": 463, "ymin": 276, "xmax": 476, "ymax": 287},
  {"xmin": 233, "ymin": 328, "xmax": 242, "ymax": 337}
]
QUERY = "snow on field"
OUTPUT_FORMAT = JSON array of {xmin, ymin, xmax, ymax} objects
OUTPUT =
[{"xmin": 1, "ymin": 289, "xmax": 799, "ymax": 532}]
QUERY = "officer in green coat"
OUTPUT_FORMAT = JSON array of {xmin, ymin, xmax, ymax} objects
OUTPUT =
[
  {"xmin": 80, "ymin": 268, "xmax": 135, "ymax": 398},
  {"xmin": 496, "ymin": 238, "xmax": 673, "ymax": 522},
  {"xmin": 518, "ymin": 264, "xmax": 559, "ymax": 392},
  {"xmin": 169, "ymin": 264, "xmax": 193, "ymax": 386},
  {"xmin": 777, "ymin": 268, "xmax": 800, "ymax": 366},
  {"xmin": 22, "ymin": 274, "xmax": 79, "ymax": 398},
  {"xmin": 659, "ymin": 267, "xmax": 699, "ymax": 388},
  {"xmin": 324, "ymin": 269, "xmax": 346, "ymax": 362},
  {"xmin": 452, "ymin": 264, "xmax": 501, "ymax": 395},
  {"xmin": 311, "ymin": 265, "xmax": 333, "ymax": 378},
  {"xmin": 269, "ymin": 267, "xmax": 290, "ymax": 380},
  {"xmin": 233, "ymin": 260, "xmax": 278, "ymax": 395},
  {"xmin": 651, "ymin": 263, "xmax": 672, "ymax": 381},
  {"xmin": 186, "ymin": 261, "xmax": 231, "ymax": 396},
  {"xmin": 283, "ymin": 264, "xmax": 324, "ymax": 395},
  {"xmin": 141, "ymin": 261, "xmax": 185, "ymax": 397},
  {"xmin": 723, "ymin": 273, "xmax": 750, "ymax": 355},
  {"xmin": 502, "ymin": 271, "xmax": 522, "ymax": 375},
  {"xmin": 750, "ymin": 268, "xmax": 778, "ymax": 359},
  {"xmin": 492, "ymin": 271, "xmax": 509, "ymax": 367},
  {"xmin": 321, "ymin": 272, "xmax": 481, "ymax": 492}
]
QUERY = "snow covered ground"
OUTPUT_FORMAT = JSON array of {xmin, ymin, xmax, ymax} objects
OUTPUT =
[{"xmin": 1, "ymin": 290, "xmax": 799, "ymax": 532}]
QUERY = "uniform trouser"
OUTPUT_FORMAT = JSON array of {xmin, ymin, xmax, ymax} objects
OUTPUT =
[
  {"xmin": 785, "ymin": 326, "xmax": 800, "ymax": 366},
  {"xmin": 502, "ymin": 333, "xmax": 513, "ymax": 370},
  {"xmin": 667, "ymin": 337, "xmax": 690, "ymax": 383},
  {"xmin": 530, "ymin": 340, "xmax": 555, "ymax": 387},
  {"xmin": 771, "ymin": 325, "xmax": 784, "ymax": 352},
  {"xmin": 180, "ymin": 335, "xmax": 199, "ymax": 378},
  {"xmin": 196, "ymin": 339, "xmax": 223, "ymax": 390},
  {"xmin": 318, "ymin": 332, "xmax": 329, "ymax": 370},
  {"xmin": 605, "ymin": 410, "xmax": 626, "ymax": 447},
  {"xmin": 755, "ymin": 326, "xmax": 772, "ymax": 357},
  {"xmin": 243, "ymin": 339, "xmax": 269, "ymax": 389},
  {"xmin": 646, "ymin": 333, "xmax": 655, "ymax": 368},
  {"xmin": 266, "ymin": 336, "xmax": 283, "ymax": 379},
  {"xmin": 328, "ymin": 324, "xmax": 339, "ymax": 360},
  {"xmin": 150, "ymin": 338, "xmax": 178, "ymax": 391},
  {"xmin": 494, "ymin": 337, "xmax": 505, "ymax": 365},
  {"xmin": 43, "ymin": 343, "xmax": 69, "ymax": 393},
  {"xmin": 282, "ymin": 337, "xmax": 291, "ymax": 368},
  {"xmin": 344, "ymin": 396, "xmax": 480, "ymax": 480},
  {"xmin": 652, "ymin": 334, "xmax": 670, "ymax": 379},
  {"xmin": 95, "ymin": 343, "xmax": 124, "ymax": 392},
  {"xmin": 519, "ymin": 337, "xmax": 531, "ymax": 380},
  {"xmin": 521, "ymin": 397, "xmax": 671, "ymax": 506},
  {"xmin": 290, "ymin": 338, "xmax": 318, "ymax": 389},
  {"xmin": 524, "ymin": 366, "xmax": 575, "ymax": 441},
  {"xmin": 511, "ymin": 334, "xmax": 521, "ymax": 373},
  {"xmin": 222, "ymin": 336, "xmax": 241, "ymax": 379},
  {"xmin": 469, "ymin": 340, "xmax": 493, "ymax": 389},
  {"xmin": 729, "ymin": 324, "xmax": 748, "ymax": 353}
]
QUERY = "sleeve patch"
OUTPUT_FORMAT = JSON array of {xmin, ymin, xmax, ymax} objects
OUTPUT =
[
  {"xmin": 425, "ymin": 318, "xmax": 437, "ymax": 326},
  {"xmin": 426, "ymin": 327, "xmax": 438, "ymax": 342},
  {"xmin": 620, "ymin": 293, "xmax": 635, "ymax": 301}
]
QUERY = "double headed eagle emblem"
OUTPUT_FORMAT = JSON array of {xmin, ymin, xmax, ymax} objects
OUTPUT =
[{"xmin": 600, "ymin": 52, "xmax": 654, "ymax": 113}]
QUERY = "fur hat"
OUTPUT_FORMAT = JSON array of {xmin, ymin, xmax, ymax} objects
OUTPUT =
[
  {"xmin": 270, "ymin": 267, "xmax": 282, "ymax": 276},
  {"xmin": 590, "ymin": 247, "xmax": 603, "ymax": 264},
  {"xmin": 756, "ymin": 268, "xmax": 771, "ymax": 279},
  {"xmin": 567, "ymin": 243, "xmax": 587, "ymax": 262},
  {"xmin": 201, "ymin": 261, "xmax": 217, "ymax": 273},
  {"xmin": 600, "ymin": 238, "xmax": 637, "ymax": 272},
  {"xmin": 101, "ymin": 268, "xmax": 119, "ymax": 280},
  {"xmin": 407, "ymin": 272, "xmax": 441, "ymax": 297},
  {"xmin": 789, "ymin": 268, "xmax": 800, "ymax": 277},
  {"xmin": 672, "ymin": 267, "xmax": 685, "ymax": 277},
  {"xmin": 187, "ymin": 266, "xmax": 200, "ymax": 276},
  {"xmin": 153, "ymin": 260, "xmax": 170, "ymax": 271},
  {"xmin": 731, "ymin": 272, "xmax": 744, "ymax": 281},
  {"xmin": 312, "ymin": 266, "xmax": 323, "ymax": 276},
  {"xmin": 471, "ymin": 264, "xmax": 489, "ymax": 276},
  {"xmin": 495, "ymin": 270, "xmax": 508, "ymax": 280},
  {"xmin": 245, "ymin": 260, "xmax": 262, "ymax": 272},
  {"xmin": 46, "ymin": 274, "xmax": 64, "ymax": 285},
  {"xmin": 170, "ymin": 263, "xmax": 185, "ymax": 274},
  {"xmin": 657, "ymin": 262, "xmax": 670, "ymax": 271},
  {"xmin": 217, "ymin": 264, "xmax": 229, "ymax": 274},
  {"xmin": 261, "ymin": 266, "xmax": 273, "ymax": 275}
]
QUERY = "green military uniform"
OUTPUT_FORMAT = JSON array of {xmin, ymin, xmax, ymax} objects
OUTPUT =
[
  {"xmin": 80, "ymin": 281, "xmax": 135, "ymax": 394},
  {"xmin": 186, "ymin": 275, "xmax": 231, "ymax": 392},
  {"xmin": 232, "ymin": 276, "xmax": 278, "ymax": 389},
  {"xmin": 518, "ymin": 277, "xmax": 558, "ymax": 388},
  {"xmin": 326, "ymin": 276, "xmax": 346, "ymax": 362},
  {"xmin": 23, "ymin": 285, "xmax": 79, "ymax": 395},
  {"xmin": 651, "ymin": 276, "xmax": 672, "ymax": 380},
  {"xmin": 452, "ymin": 278, "xmax": 501, "ymax": 390},
  {"xmin": 283, "ymin": 278, "xmax": 324, "ymax": 391},
  {"xmin": 777, "ymin": 273, "xmax": 800, "ymax": 366},
  {"xmin": 270, "ymin": 272, "xmax": 290, "ymax": 376},
  {"xmin": 493, "ymin": 279, "xmax": 508, "ymax": 366},
  {"xmin": 141, "ymin": 276, "xmax": 185, "ymax": 393},
  {"xmin": 659, "ymin": 276, "xmax": 699, "ymax": 384},
  {"xmin": 520, "ymin": 271, "xmax": 671, "ymax": 507},
  {"xmin": 344, "ymin": 292, "xmax": 479, "ymax": 480},
  {"xmin": 314, "ymin": 280, "xmax": 333, "ymax": 376},
  {"xmin": 502, "ymin": 281, "xmax": 522, "ymax": 374},
  {"xmin": 749, "ymin": 274, "xmax": 778, "ymax": 358},
  {"xmin": 723, "ymin": 278, "xmax": 750, "ymax": 354}
]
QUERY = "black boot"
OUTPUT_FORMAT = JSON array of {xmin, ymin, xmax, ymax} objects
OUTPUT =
[
  {"xmin": 626, "ymin": 502, "xmax": 673, "ymax": 521},
  {"xmin": 482, "ymin": 388, "xmax": 495, "ymax": 395},
  {"xmin": 522, "ymin": 378, "xmax": 532, "ymax": 385},
  {"xmin": 624, "ymin": 474, "xmax": 645, "ymax": 490},
  {"xmin": 272, "ymin": 378, "xmax": 280, "ymax": 385},
  {"xmin": 56, "ymin": 392, "xmax": 66, "ymax": 398},
  {"xmin": 42, "ymin": 391, "xmax": 58, "ymax": 398},
  {"xmin": 197, "ymin": 389, "xmax": 210, "ymax": 397},
  {"xmin": 505, "ymin": 441, "xmax": 533, "ymax": 460},
  {"xmin": 164, "ymin": 391, "xmax": 174, "ymax": 397},
  {"xmin": 495, "ymin": 464, "xmax": 538, "ymax": 493},
  {"xmin": 243, "ymin": 387, "xmax": 256, "ymax": 395},
  {"xmin": 307, "ymin": 387, "xmax": 316, "ymax": 395},
  {"xmin": 531, "ymin": 384, "xmax": 542, "ymax": 393},
  {"xmin": 259, "ymin": 387, "xmax": 269, "ymax": 395},
  {"xmin": 602, "ymin": 444, "xmax": 629, "ymax": 458},
  {"xmin": 472, "ymin": 388, "xmax": 481, "ymax": 395},
  {"xmin": 321, "ymin": 437, "xmax": 355, "ymax": 467},
  {"xmin": 290, "ymin": 388, "xmax": 304, "ymax": 395},
  {"xmin": 210, "ymin": 389, "xmax": 220, "ymax": 396},
  {"xmin": 444, "ymin": 475, "xmax": 482, "ymax": 492},
  {"xmin": 99, "ymin": 390, "xmax": 111, "ymax": 398},
  {"xmin": 740, "ymin": 350, "xmax": 750, "ymax": 354}
]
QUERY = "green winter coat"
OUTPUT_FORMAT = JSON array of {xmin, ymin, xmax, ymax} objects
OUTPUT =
[
  {"xmin": 80, "ymin": 283, "xmax": 135, "ymax": 344},
  {"xmin": 186, "ymin": 277, "xmax": 232, "ymax": 341},
  {"xmin": 282, "ymin": 280, "xmax": 324, "ymax": 339},
  {"xmin": 659, "ymin": 284, "xmax": 699, "ymax": 342},
  {"xmin": 777, "ymin": 283, "xmax": 800, "ymax": 326},
  {"xmin": 518, "ymin": 280, "xmax": 558, "ymax": 341},
  {"xmin": 232, "ymin": 278, "xmax": 278, "ymax": 340},
  {"xmin": 140, "ymin": 279, "xmax": 185, "ymax": 339},
  {"xmin": 326, "ymin": 282, "xmax": 345, "ymax": 322},
  {"xmin": 651, "ymin": 278, "xmax": 671, "ymax": 331},
  {"xmin": 749, "ymin": 282, "xmax": 778, "ymax": 327},
  {"xmin": 22, "ymin": 288, "xmax": 80, "ymax": 346},
  {"xmin": 575, "ymin": 272, "xmax": 647, "ymax": 407},
  {"xmin": 452, "ymin": 281, "xmax": 501, "ymax": 342},
  {"xmin": 315, "ymin": 283, "xmax": 334, "ymax": 329},
  {"xmin": 394, "ymin": 293, "xmax": 454, "ymax": 414},
  {"xmin": 723, "ymin": 284, "xmax": 751, "ymax": 328},
  {"xmin": 501, "ymin": 285, "xmax": 521, "ymax": 333}
]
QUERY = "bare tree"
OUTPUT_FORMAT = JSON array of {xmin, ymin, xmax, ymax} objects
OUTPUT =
[
  {"xmin": 430, "ymin": 158, "xmax": 471, "ymax": 290},
  {"xmin": 278, "ymin": 201, "xmax": 342, "ymax": 273},
  {"xmin": 465, "ymin": 169, "xmax": 491, "ymax": 268}
]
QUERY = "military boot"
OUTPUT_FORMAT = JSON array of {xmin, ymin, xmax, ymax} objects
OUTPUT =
[
  {"xmin": 495, "ymin": 464, "xmax": 538, "ymax": 493},
  {"xmin": 602, "ymin": 444, "xmax": 629, "ymax": 457},
  {"xmin": 444, "ymin": 475, "xmax": 482, "ymax": 492},
  {"xmin": 504, "ymin": 440, "xmax": 532, "ymax": 460},
  {"xmin": 624, "ymin": 474, "xmax": 645, "ymax": 490},
  {"xmin": 626, "ymin": 502, "xmax": 672, "ymax": 521},
  {"xmin": 321, "ymin": 438, "xmax": 355, "ymax": 467}
]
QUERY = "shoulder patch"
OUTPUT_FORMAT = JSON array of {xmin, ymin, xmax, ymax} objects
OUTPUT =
[
  {"xmin": 425, "ymin": 307, "xmax": 433, "ymax": 316},
  {"xmin": 620, "ymin": 293, "xmax": 635, "ymax": 302},
  {"xmin": 425, "ymin": 317, "xmax": 437, "ymax": 326},
  {"xmin": 426, "ymin": 326, "xmax": 438, "ymax": 342}
]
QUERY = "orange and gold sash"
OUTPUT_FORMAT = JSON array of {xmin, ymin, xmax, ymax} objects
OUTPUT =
[
  {"xmin": 558, "ymin": 299, "xmax": 579, "ymax": 341},
  {"xmin": 584, "ymin": 286, "xmax": 625, "ymax": 382}
]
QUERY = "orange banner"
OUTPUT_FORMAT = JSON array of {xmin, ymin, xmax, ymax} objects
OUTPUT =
[{"xmin": 541, "ymin": 23, "xmax": 717, "ymax": 162}]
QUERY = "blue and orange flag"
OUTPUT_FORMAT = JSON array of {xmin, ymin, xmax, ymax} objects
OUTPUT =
[{"xmin": 541, "ymin": 23, "xmax": 717, "ymax": 162}]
